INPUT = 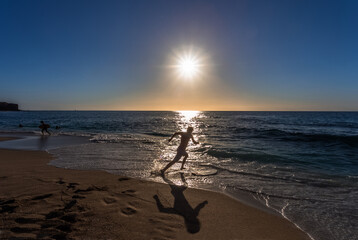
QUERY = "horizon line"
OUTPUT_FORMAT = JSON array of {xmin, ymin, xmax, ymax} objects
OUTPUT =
[{"xmin": 15, "ymin": 109, "xmax": 358, "ymax": 112}]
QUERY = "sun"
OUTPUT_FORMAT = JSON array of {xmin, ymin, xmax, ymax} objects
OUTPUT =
[
  {"xmin": 169, "ymin": 46, "xmax": 207, "ymax": 80},
  {"xmin": 176, "ymin": 54, "xmax": 200, "ymax": 79}
]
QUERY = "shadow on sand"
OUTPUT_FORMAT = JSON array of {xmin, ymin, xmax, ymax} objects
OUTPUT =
[{"xmin": 153, "ymin": 173, "xmax": 208, "ymax": 234}]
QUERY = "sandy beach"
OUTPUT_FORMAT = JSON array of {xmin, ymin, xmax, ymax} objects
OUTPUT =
[{"xmin": 0, "ymin": 137, "xmax": 310, "ymax": 240}]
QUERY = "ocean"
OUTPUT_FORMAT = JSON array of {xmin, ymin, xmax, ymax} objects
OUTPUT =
[{"xmin": 0, "ymin": 111, "xmax": 357, "ymax": 240}]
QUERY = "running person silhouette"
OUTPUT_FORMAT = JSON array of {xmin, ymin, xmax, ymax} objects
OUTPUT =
[{"xmin": 161, "ymin": 127, "xmax": 199, "ymax": 174}]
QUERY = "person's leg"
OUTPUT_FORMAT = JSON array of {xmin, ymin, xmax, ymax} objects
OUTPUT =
[
  {"xmin": 41, "ymin": 129, "xmax": 45, "ymax": 135},
  {"xmin": 161, "ymin": 152, "xmax": 182, "ymax": 173},
  {"xmin": 46, "ymin": 129, "xmax": 51, "ymax": 135},
  {"xmin": 180, "ymin": 152, "xmax": 189, "ymax": 170}
]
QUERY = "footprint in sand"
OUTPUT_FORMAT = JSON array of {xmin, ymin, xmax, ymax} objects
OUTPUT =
[
  {"xmin": 103, "ymin": 197, "xmax": 117, "ymax": 205},
  {"xmin": 72, "ymin": 194, "xmax": 86, "ymax": 199},
  {"xmin": 56, "ymin": 223, "xmax": 72, "ymax": 232},
  {"xmin": 4, "ymin": 194, "xmax": 78, "ymax": 240},
  {"xmin": 0, "ymin": 198, "xmax": 15, "ymax": 205},
  {"xmin": 38, "ymin": 207, "xmax": 78, "ymax": 238},
  {"xmin": 74, "ymin": 185, "xmax": 108, "ymax": 194},
  {"xmin": 10, "ymin": 226, "xmax": 39, "ymax": 234},
  {"xmin": 9, "ymin": 216, "xmax": 42, "ymax": 238},
  {"xmin": 31, "ymin": 193, "xmax": 53, "ymax": 200},
  {"xmin": 67, "ymin": 182, "xmax": 79, "ymax": 190},
  {"xmin": 37, "ymin": 228, "xmax": 68, "ymax": 239},
  {"xmin": 74, "ymin": 187, "xmax": 94, "ymax": 194},
  {"xmin": 56, "ymin": 178, "xmax": 65, "ymax": 185},
  {"xmin": 0, "ymin": 199, "xmax": 18, "ymax": 213},
  {"xmin": 41, "ymin": 219, "xmax": 66, "ymax": 229},
  {"xmin": 64, "ymin": 200, "xmax": 77, "ymax": 210},
  {"xmin": 118, "ymin": 177, "xmax": 130, "ymax": 181},
  {"xmin": 15, "ymin": 217, "xmax": 42, "ymax": 224},
  {"xmin": 45, "ymin": 210, "xmax": 64, "ymax": 219},
  {"xmin": 121, "ymin": 189, "xmax": 137, "ymax": 197},
  {"xmin": 61, "ymin": 213, "xmax": 77, "ymax": 223},
  {"xmin": 121, "ymin": 207, "xmax": 137, "ymax": 216},
  {"xmin": 0, "ymin": 205, "xmax": 17, "ymax": 213}
]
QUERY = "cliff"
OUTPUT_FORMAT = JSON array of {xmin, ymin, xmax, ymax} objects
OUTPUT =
[{"xmin": 0, "ymin": 102, "xmax": 19, "ymax": 111}]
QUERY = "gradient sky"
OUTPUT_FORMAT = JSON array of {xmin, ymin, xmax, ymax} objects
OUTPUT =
[{"xmin": 1, "ymin": 0, "xmax": 357, "ymax": 111}]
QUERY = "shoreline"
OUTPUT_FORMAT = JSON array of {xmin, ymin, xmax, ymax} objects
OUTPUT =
[
  {"xmin": 0, "ymin": 137, "xmax": 311, "ymax": 239},
  {"xmin": 0, "ymin": 133, "xmax": 297, "ymax": 217}
]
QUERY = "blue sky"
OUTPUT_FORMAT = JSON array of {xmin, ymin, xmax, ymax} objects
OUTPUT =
[{"xmin": 1, "ymin": 0, "xmax": 357, "ymax": 110}]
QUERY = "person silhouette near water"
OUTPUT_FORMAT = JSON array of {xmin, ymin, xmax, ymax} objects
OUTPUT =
[
  {"xmin": 39, "ymin": 121, "xmax": 51, "ymax": 135},
  {"xmin": 161, "ymin": 126, "xmax": 199, "ymax": 174}
]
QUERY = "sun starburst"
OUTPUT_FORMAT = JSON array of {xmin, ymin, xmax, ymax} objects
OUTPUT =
[{"xmin": 176, "ymin": 54, "xmax": 200, "ymax": 79}]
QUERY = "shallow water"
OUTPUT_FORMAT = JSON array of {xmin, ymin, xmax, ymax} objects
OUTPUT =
[{"xmin": 1, "ymin": 111, "xmax": 357, "ymax": 240}]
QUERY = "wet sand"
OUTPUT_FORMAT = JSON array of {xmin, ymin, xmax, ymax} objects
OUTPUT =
[{"xmin": 0, "ymin": 137, "xmax": 310, "ymax": 240}]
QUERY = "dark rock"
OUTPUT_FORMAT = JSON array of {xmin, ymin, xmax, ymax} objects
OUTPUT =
[{"xmin": 0, "ymin": 102, "xmax": 19, "ymax": 111}]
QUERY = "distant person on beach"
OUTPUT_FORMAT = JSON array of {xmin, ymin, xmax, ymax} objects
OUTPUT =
[
  {"xmin": 18, "ymin": 124, "xmax": 23, "ymax": 128},
  {"xmin": 161, "ymin": 127, "xmax": 199, "ymax": 174},
  {"xmin": 39, "ymin": 121, "xmax": 51, "ymax": 135}
]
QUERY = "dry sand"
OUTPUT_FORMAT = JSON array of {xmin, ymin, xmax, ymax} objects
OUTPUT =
[{"xmin": 0, "ymin": 137, "xmax": 310, "ymax": 240}]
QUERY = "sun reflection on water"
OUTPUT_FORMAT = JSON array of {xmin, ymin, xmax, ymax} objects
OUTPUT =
[{"xmin": 176, "ymin": 111, "xmax": 200, "ymax": 131}]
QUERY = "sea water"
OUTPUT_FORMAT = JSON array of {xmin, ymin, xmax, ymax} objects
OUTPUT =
[{"xmin": 0, "ymin": 111, "xmax": 357, "ymax": 240}]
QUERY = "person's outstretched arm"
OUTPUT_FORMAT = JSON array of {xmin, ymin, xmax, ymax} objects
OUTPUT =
[
  {"xmin": 194, "ymin": 200, "xmax": 208, "ymax": 215},
  {"xmin": 191, "ymin": 135, "xmax": 199, "ymax": 144},
  {"xmin": 168, "ymin": 132, "xmax": 181, "ymax": 142}
]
